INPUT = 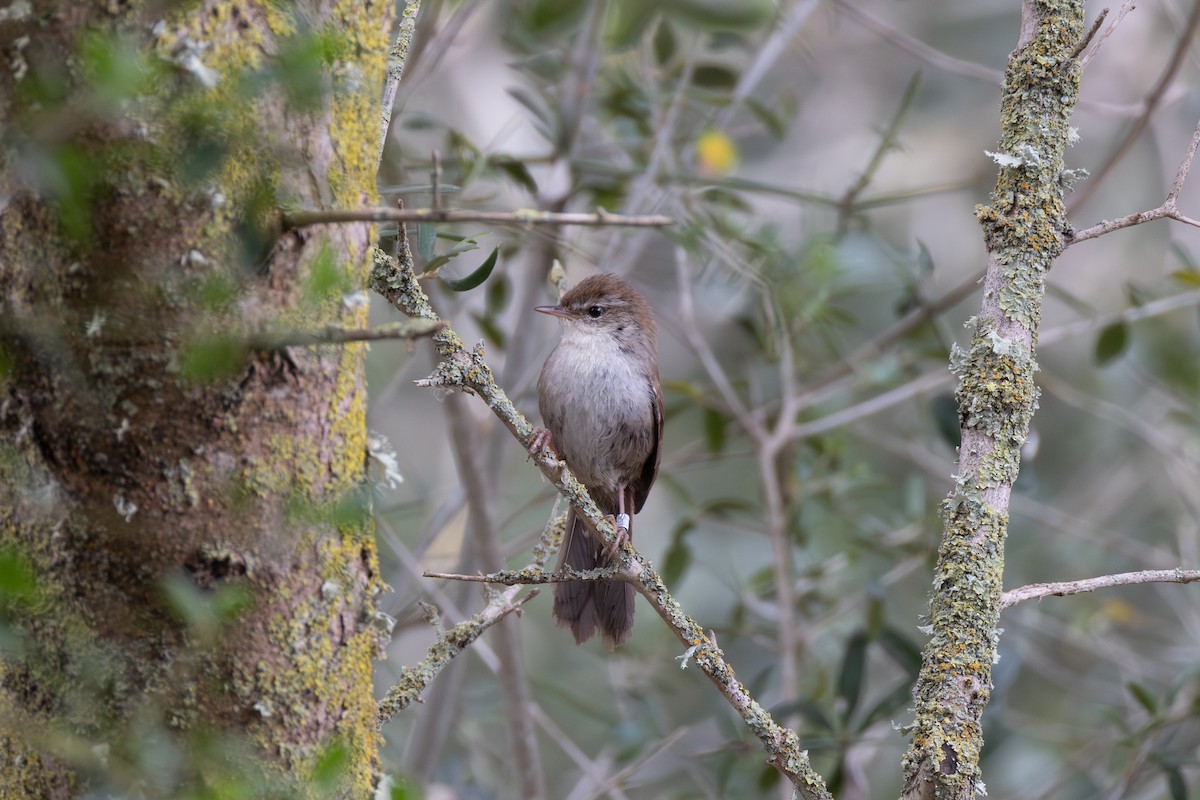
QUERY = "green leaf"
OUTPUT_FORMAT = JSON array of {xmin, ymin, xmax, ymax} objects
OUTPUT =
[
  {"xmin": 171, "ymin": 581, "xmax": 249, "ymax": 630},
  {"xmin": 838, "ymin": 631, "xmax": 868, "ymax": 717},
  {"xmin": 471, "ymin": 311, "xmax": 508, "ymax": 351},
  {"xmin": 702, "ymin": 406, "xmax": 727, "ymax": 455},
  {"xmin": 486, "ymin": 274, "xmax": 510, "ymax": 316},
  {"xmin": 769, "ymin": 698, "xmax": 833, "ymax": 732},
  {"xmin": 859, "ymin": 682, "xmax": 914, "ymax": 728},
  {"xmin": 416, "ymin": 223, "xmax": 437, "ymax": 262},
  {"xmin": 607, "ymin": 0, "xmax": 658, "ymax": 49},
  {"xmin": 1127, "ymin": 680, "xmax": 1158, "ymax": 715},
  {"xmin": 653, "ymin": 18, "xmax": 677, "ymax": 65},
  {"xmin": 757, "ymin": 761, "xmax": 782, "ymax": 791},
  {"xmin": 664, "ymin": 0, "xmax": 774, "ymax": 31},
  {"xmin": 1170, "ymin": 268, "xmax": 1200, "ymax": 287},
  {"xmin": 198, "ymin": 274, "xmax": 240, "ymax": 311},
  {"xmin": 1095, "ymin": 321, "xmax": 1128, "ymax": 365},
  {"xmin": 661, "ymin": 521, "xmax": 695, "ymax": 586},
  {"xmin": 692, "ymin": 64, "xmax": 737, "ymax": 91},
  {"xmin": 865, "ymin": 593, "xmax": 885, "ymax": 638},
  {"xmin": 422, "ymin": 238, "xmax": 481, "ymax": 273},
  {"xmin": 1164, "ymin": 763, "xmax": 1187, "ymax": 800},
  {"xmin": 879, "ymin": 626, "xmax": 923, "ymax": 676},
  {"xmin": 488, "ymin": 155, "xmax": 538, "ymax": 194},
  {"xmin": 441, "ymin": 247, "xmax": 499, "ymax": 292},
  {"xmin": 506, "ymin": 85, "xmax": 554, "ymax": 130},
  {"xmin": 746, "ymin": 98, "xmax": 787, "ymax": 139},
  {"xmin": 929, "ymin": 392, "xmax": 961, "ymax": 450}
]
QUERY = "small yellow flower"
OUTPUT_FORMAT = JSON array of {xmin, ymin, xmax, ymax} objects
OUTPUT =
[{"xmin": 695, "ymin": 129, "xmax": 737, "ymax": 176}]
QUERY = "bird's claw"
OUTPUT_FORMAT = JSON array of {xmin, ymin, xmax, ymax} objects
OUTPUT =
[
  {"xmin": 528, "ymin": 427, "xmax": 554, "ymax": 459},
  {"xmin": 603, "ymin": 514, "xmax": 631, "ymax": 558}
]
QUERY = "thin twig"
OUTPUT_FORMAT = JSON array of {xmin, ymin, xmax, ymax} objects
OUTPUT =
[
  {"xmin": 837, "ymin": 71, "xmax": 923, "ymax": 234},
  {"xmin": 1079, "ymin": 1, "xmax": 1137, "ymax": 70},
  {"xmin": 831, "ymin": 0, "xmax": 1001, "ymax": 84},
  {"xmin": 1068, "ymin": 0, "xmax": 1200, "ymax": 211},
  {"xmin": 1039, "ymin": 287, "xmax": 1200, "ymax": 346},
  {"xmin": 1071, "ymin": 8, "xmax": 1108, "ymax": 61},
  {"xmin": 254, "ymin": 320, "xmax": 446, "ymax": 349},
  {"xmin": 425, "ymin": 566, "xmax": 619, "ymax": 585},
  {"xmin": 377, "ymin": 0, "xmax": 422, "ymax": 173},
  {"xmin": 431, "ymin": 150, "xmax": 442, "ymax": 212},
  {"xmin": 1067, "ymin": 115, "xmax": 1200, "ymax": 245},
  {"xmin": 1002, "ymin": 570, "xmax": 1200, "ymax": 610},
  {"xmin": 674, "ymin": 247, "xmax": 760, "ymax": 437},
  {"xmin": 284, "ymin": 206, "xmax": 674, "ymax": 229}
]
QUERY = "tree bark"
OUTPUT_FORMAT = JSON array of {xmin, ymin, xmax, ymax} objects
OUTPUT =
[
  {"xmin": 0, "ymin": 1, "xmax": 393, "ymax": 796},
  {"xmin": 900, "ymin": 2, "xmax": 1084, "ymax": 798}
]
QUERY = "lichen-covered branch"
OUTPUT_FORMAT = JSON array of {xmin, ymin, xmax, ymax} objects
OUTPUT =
[
  {"xmin": 369, "ymin": 246, "xmax": 831, "ymax": 799},
  {"xmin": 900, "ymin": 3, "xmax": 1084, "ymax": 799},
  {"xmin": 374, "ymin": 590, "xmax": 537, "ymax": 724},
  {"xmin": 377, "ymin": 0, "xmax": 421, "ymax": 171}
]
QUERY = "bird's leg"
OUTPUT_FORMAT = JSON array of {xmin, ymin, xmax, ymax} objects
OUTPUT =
[{"xmin": 604, "ymin": 488, "xmax": 632, "ymax": 557}]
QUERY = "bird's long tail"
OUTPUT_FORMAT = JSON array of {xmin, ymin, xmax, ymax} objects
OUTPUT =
[{"xmin": 552, "ymin": 508, "xmax": 634, "ymax": 648}]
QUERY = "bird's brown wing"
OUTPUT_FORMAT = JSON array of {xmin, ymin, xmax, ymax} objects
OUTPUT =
[{"xmin": 631, "ymin": 377, "xmax": 664, "ymax": 514}]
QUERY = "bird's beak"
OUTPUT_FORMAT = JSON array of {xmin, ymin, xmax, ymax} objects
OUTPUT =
[{"xmin": 535, "ymin": 305, "xmax": 573, "ymax": 320}]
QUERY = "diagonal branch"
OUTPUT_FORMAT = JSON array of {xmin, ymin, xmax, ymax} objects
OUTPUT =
[
  {"xmin": 377, "ymin": 0, "xmax": 422, "ymax": 173},
  {"xmin": 374, "ymin": 589, "xmax": 537, "ymax": 723},
  {"xmin": 368, "ymin": 245, "xmax": 832, "ymax": 800}
]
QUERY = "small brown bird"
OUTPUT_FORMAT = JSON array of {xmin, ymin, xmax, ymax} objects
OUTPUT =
[{"xmin": 535, "ymin": 274, "xmax": 663, "ymax": 647}]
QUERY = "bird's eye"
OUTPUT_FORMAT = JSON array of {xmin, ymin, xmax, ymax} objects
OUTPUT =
[{"xmin": 587, "ymin": 305, "xmax": 605, "ymax": 318}]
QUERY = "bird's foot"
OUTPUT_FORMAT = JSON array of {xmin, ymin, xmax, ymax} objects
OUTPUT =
[
  {"xmin": 603, "ymin": 514, "xmax": 631, "ymax": 558},
  {"xmin": 528, "ymin": 427, "xmax": 555, "ymax": 459}
]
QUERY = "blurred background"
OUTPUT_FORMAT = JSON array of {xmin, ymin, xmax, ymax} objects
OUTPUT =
[{"xmin": 370, "ymin": 1, "xmax": 1200, "ymax": 798}]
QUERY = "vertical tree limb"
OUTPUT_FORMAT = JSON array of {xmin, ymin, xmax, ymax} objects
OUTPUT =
[{"xmin": 900, "ymin": 2, "xmax": 1084, "ymax": 798}]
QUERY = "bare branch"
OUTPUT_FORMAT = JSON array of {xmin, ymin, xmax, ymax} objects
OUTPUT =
[
  {"xmin": 1078, "ymin": 2, "xmax": 1135, "ymax": 69},
  {"xmin": 1002, "ymin": 570, "xmax": 1200, "ymax": 610},
  {"xmin": 1166, "ymin": 113, "xmax": 1200, "ymax": 203},
  {"xmin": 1068, "ymin": 0, "xmax": 1200, "ymax": 211},
  {"xmin": 253, "ymin": 320, "xmax": 446, "ymax": 349},
  {"xmin": 837, "ymin": 72, "xmax": 923, "ymax": 234},
  {"xmin": 831, "ymin": 0, "xmax": 1002, "ymax": 84},
  {"xmin": 1071, "ymin": 8, "xmax": 1107, "ymax": 61},
  {"xmin": 283, "ymin": 206, "xmax": 674, "ymax": 229},
  {"xmin": 1068, "ymin": 115, "xmax": 1200, "ymax": 244}
]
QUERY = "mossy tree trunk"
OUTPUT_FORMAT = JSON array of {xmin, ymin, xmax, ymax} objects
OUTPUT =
[{"xmin": 0, "ymin": 1, "xmax": 393, "ymax": 797}]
